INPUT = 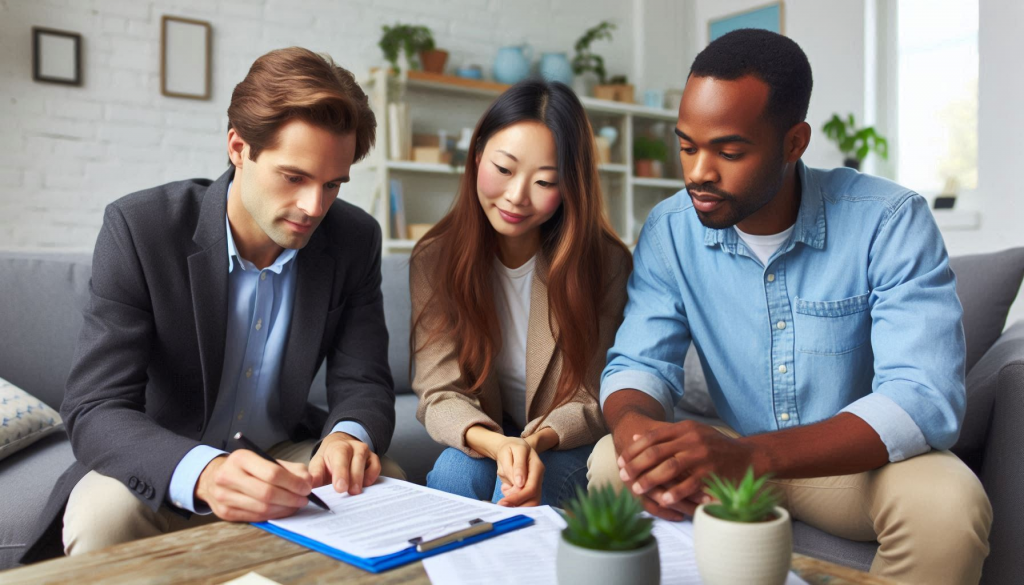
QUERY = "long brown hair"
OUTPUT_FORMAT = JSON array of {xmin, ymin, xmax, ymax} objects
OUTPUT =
[{"xmin": 412, "ymin": 79, "xmax": 630, "ymax": 418}]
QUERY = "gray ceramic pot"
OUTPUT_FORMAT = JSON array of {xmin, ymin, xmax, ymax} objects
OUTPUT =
[{"xmin": 555, "ymin": 535, "xmax": 660, "ymax": 585}]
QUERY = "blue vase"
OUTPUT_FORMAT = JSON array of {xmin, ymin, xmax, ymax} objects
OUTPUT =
[
  {"xmin": 493, "ymin": 45, "xmax": 532, "ymax": 85},
  {"xmin": 539, "ymin": 52, "xmax": 573, "ymax": 86}
]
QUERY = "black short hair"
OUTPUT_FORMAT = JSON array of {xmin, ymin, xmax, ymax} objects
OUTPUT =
[{"xmin": 690, "ymin": 29, "xmax": 813, "ymax": 136}]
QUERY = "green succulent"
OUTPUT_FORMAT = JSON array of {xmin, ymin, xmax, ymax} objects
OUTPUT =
[
  {"xmin": 822, "ymin": 113, "xmax": 888, "ymax": 163},
  {"xmin": 560, "ymin": 484, "xmax": 654, "ymax": 551},
  {"xmin": 633, "ymin": 136, "xmax": 668, "ymax": 162},
  {"xmin": 572, "ymin": 21, "xmax": 616, "ymax": 84},
  {"xmin": 378, "ymin": 24, "xmax": 435, "ymax": 73},
  {"xmin": 703, "ymin": 466, "xmax": 781, "ymax": 523}
]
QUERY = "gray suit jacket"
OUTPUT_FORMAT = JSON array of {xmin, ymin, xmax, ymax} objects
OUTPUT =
[{"xmin": 21, "ymin": 168, "xmax": 395, "ymax": 562}]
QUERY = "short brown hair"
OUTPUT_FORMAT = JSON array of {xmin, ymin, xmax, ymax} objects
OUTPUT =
[{"xmin": 227, "ymin": 47, "xmax": 376, "ymax": 163}]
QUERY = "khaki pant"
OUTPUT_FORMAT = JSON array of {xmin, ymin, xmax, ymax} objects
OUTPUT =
[
  {"xmin": 63, "ymin": 440, "xmax": 406, "ymax": 556},
  {"xmin": 587, "ymin": 431, "xmax": 992, "ymax": 585}
]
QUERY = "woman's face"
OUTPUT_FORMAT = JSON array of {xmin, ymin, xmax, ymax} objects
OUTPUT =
[{"xmin": 476, "ymin": 121, "xmax": 562, "ymax": 242}]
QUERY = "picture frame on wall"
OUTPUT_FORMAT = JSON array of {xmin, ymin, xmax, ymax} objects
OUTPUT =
[
  {"xmin": 32, "ymin": 27, "xmax": 82, "ymax": 86},
  {"xmin": 160, "ymin": 15, "xmax": 211, "ymax": 100},
  {"xmin": 708, "ymin": 2, "xmax": 785, "ymax": 43}
]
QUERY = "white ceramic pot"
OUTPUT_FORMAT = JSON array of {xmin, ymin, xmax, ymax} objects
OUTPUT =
[
  {"xmin": 556, "ymin": 535, "xmax": 660, "ymax": 585},
  {"xmin": 693, "ymin": 504, "xmax": 792, "ymax": 585}
]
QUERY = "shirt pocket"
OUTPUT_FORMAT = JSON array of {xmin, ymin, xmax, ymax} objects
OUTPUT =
[{"xmin": 793, "ymin": 293, "xmax": 871, "ymax": 355}]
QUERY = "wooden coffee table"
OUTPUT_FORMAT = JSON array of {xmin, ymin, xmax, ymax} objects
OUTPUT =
[{"xmin": 1, "ymin": 521, "xmax": 895, "ymax": 584}]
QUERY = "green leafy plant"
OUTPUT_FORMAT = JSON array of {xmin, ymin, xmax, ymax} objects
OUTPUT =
[
  {"xmin": 633, "ymin": 136, "xmax": 668, "ymax": 162},
  {"xmin": 703, "ymin": 467, "xmax": 781, "ymax": 523},
  {"xmin": 378, "ymin": 23, "xmax": 435, "ymax": 73},
  {"xmin": 572, "ymin": 21, "xmax": 616, "ymax": 84},
  {"xmin": 822, "ymin": 113, "xmax": 889, "ymax": 164},
  {"xmin": 560, "ymin": 485, "xmax": 654, "ymax": 551}
]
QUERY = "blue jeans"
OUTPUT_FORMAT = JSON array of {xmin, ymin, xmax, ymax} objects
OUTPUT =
[{"xmin": 426, "ymin": 440, "xmax": 593, "ymax": 507}]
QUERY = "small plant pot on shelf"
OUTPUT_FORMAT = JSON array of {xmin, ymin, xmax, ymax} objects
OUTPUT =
[
  {"xmin": 693, "ymin": 504, "xmax": 792, "ymax": 585},
  {"xmin": 419, "ymin": 49, "xmax": 448, "ymax": 74},
  {"xmin": 634, "ymin": 159, "xmax": 663, "ymax": 178},
  {"xmin": 556, "ymin": 536, "xmax": 660, "ymax": 585}
]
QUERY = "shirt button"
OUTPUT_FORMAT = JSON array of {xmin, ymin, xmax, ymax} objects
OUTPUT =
[
  {"xmin": 237, "ymin": 411, "xmax": 244, "ymax": 420},
  {"xmin": 246, "ymin": 367, "xmax": 253, "ymax": 378},
  {"xmin": 255, "ymin": 318, "xmax": 262, "ymax": 331},
  {"xmin": 778, "ymin": 365, "xmax": 787, "ymax": 374},
  {"xmin": 780, "ymin": 413, "xmax": 790, "ymax": 421},
  {"xmin": 260, "ymin": 272, "xmax": 267, "ymax": 281},
  {"xmin": 767, "ymin": 274, "xmax": 776, "ymax": 282},
  {"xmin": 777, "ymin": 321, "xmax": 786, "ymax": 330}
]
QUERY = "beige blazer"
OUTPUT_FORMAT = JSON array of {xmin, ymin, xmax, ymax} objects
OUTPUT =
[{"xmin": 410, "ymin": 239, "xmax": 631, "ymax": 457}]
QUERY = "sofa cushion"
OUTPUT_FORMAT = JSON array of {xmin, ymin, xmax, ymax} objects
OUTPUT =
[
  {"xmin": 955, "ymin": 320, "xmax": 1024, "ymax": 466},
  {"xmin": 381, "ymin": 255, "xmax": 413, "ymax": 394},
  {"xmin": 0, "ymin": 432, "xmax": 75, "ymax": 569},
  {"xmin": 949, "ymin": 248, "xmax": 1024, "ymax": 373},
  {"xmin": 384, "ymin": 394, "xmax": 446, "ymax": 485},
  {"xmin": 0, "ymin": 378, "xmax": 64, "ymax": 462},
  {"xmin": 0, "ymin": 252, "xmax": 92, "ymax": 410}
]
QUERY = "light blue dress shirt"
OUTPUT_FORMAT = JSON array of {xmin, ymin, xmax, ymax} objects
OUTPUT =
[
  {"xmin": 602, "ymin": 162, "xmax": 966, "ymax": 462},
  {"xmin": 168, "ymin": 182, "xmax": 373, "ymax": 513}
]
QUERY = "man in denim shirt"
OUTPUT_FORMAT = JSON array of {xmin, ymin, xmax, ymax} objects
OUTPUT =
[{"xmin": 588, "ymin": 30, "xmax": 991, "ymax": 584}]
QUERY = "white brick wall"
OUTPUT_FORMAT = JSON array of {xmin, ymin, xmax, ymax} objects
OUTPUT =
[{"xmin": 0, "ymin": 0, "xmax": 635, "ymax": 249}]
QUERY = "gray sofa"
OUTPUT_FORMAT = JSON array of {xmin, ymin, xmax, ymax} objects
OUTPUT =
[{"xmin": 1, "ymin": 249, "xmax": 1022, "ymax": 584}]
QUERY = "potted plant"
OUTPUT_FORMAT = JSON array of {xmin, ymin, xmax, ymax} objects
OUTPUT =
[
  {"xmin": 572, "ymin": 21, "xmax": 632, "ymax": 101},
  {"xmin": 556, "ymin": 485, "xmax": 660, "ymax": 585},
  {"xmin": 694, "ymin": 467, "xmax": 792, "ymax": 585},
  {"xmin": 822, "ymin": 113, "xmax": 888, "ymax": 170},
  {"xmin": 633, "ymin": 136, "xmax": 668, "ymax": 178},
  {"xmin": 378, "ymin": 23, "xmax": 448, "ymax": 75}
]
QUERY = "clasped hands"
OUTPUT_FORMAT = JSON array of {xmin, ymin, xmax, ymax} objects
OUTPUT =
[
  {"xmin": 615, "ymin": 419, "xmax": 762, "ymax": 521},
  {"xmin": 195, "ymin": 432, "xmax": 379, "ymax": 522}
]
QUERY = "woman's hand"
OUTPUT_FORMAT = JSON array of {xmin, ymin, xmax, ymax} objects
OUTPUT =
[{"xmin": 493, "ymin": 436, "xmax": 545, "ymax": 507}]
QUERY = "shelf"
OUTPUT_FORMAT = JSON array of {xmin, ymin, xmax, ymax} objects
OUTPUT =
[
  {"xmin": 579, "ymin": 96, "xmax": 677, "ymax": 121},
  {"xmin": 599, "ymin": 164, "xmax": 629, "ymax": 173},
  {"xmin": 366, "ymin": 69, "xmax": 679, "ymax": 120},
  {"xmin": 933, "ymin": 209, "xmax": 980, "ymax": 231},
  {"xmin": 379, "ymin": 160, "xmax": 463, "ymax": 174},
  {"xmin": 632, "ymin": 177, "xmax": 686, "ymax": 190}
]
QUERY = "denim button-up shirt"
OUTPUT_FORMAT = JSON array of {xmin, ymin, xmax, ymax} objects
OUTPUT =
[{"xmin": 601, "ymin": 162, "xmax": 966, "ymax": 462}]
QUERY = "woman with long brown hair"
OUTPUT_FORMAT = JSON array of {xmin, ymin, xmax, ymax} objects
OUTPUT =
[{"xmin": 410, "ymin": 79, "xmax": 631, "ymax": 507}]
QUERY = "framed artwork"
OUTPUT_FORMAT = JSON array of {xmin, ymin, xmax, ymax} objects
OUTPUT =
[
  {"xmin": 32, "ymin": 27, "xmax": 82, "ymax": 86},
  {"xmin": 160, "ymin": 15, "xmax": 211, "ymax": 100},
  {"xmin": 708, "ymin": 2, "xmax": 785, "ymax": 43}
]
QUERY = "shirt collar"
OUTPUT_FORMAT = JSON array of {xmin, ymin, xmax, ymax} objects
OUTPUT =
[
  {"xmin": 703, "ymin": 160, "xmax": 826, "ymax": 252},
  {"xmin": 224, "ymin": 179, "xmax": 298, "ymax": 274}
]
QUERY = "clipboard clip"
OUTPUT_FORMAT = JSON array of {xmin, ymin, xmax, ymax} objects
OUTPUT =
[{"xmin": 408, "ymin": 518, "xmax": 495, "ymax": 553}]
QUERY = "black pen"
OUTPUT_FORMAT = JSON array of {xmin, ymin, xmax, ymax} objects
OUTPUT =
[{"xmin": 232, "ymin": 432, "xmax": 333, "ymax": 514}]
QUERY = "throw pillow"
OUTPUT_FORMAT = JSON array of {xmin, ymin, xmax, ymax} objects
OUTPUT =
[
  {"xmin": 0, "ymin": 377, "xmax": 64, "ymax": 461},
  {"xmin": 949, "ymin": 247, "xmax": 1024, "ymax": 373}
]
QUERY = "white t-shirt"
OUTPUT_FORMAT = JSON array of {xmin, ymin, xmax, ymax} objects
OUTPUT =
[
  {"xmin": 734, "ymin": 224, "xmax": 796, "ymax": 267},
  {"xmin": 493, "ymin": 255, "xmax": 536, "ymax": 430}
]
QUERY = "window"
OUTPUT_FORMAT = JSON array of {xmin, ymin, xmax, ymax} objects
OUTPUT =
[{"xmin": 895, "ymin": 0, "xmax": 978, "ymax": 195}]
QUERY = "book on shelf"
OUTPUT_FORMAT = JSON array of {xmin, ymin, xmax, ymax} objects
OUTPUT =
[
  {"xmin": 387, "ymin": 102, "xmax": 411, "ymax": 161},
  {"xmin": 389, "ymin": 178, "xmax": 406, "ymax": 240}
]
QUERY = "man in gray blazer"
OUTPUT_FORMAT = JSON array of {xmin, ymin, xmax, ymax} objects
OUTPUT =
[{"xmin": 22, "ymin": 47, "xmax": 399, "ymax": 562}]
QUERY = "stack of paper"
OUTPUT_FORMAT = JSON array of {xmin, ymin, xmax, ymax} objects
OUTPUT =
[
  {"xmin": 422, "ymin": 507, "xmax": 810, "ymax": 585},
  {"xmin": 265, "ymin": 478, "xmax": 518, "ymax": 559}
]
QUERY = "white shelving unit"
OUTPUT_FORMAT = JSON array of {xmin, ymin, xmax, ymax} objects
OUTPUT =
[{"xmin": 362, "ymin": 69, "xmax": 684, "ymax": 254}]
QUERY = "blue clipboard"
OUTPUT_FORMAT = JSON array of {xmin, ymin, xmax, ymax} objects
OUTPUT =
[{"xmin": 253, "ymin": 514, "xmax": 535, "ymax": 573}]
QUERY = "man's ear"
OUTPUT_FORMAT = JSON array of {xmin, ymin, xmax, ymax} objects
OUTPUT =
[
  {"xmin": 227, "ymin": 128, "xmax": 248, "ymax": 168},
  {"xmin": 783, "ymin": 122, "xmax": 811, "ymax": 164}
]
